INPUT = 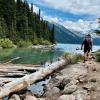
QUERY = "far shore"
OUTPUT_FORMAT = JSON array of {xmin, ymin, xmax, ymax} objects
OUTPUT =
[
  {"xmin": 29, "ymin": 44, "xmax": 56, "ymax": 49},
  {"xmin": 0, "ymin": 44, "xmax": 56, "ymax": 50}
]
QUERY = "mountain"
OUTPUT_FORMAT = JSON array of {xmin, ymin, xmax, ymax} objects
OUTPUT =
[{"xmin": 49, "ymin": 22, "xmax": 100, "ymax": 45}]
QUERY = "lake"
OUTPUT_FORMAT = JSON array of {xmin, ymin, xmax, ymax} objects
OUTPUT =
[
  {"xmin": 56, "ymin": 44, "xmax": 100, "ymax": 54},
  {"xmin": 1, "ymin": 43, "xmax": 100, "ymax": 98},
  {"xmin": 0, "ymin": 44, "xmax": 100, "ymax": 65}
]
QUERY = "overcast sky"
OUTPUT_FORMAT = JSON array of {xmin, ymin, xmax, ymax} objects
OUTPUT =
[{"xmin": 28, "ymin": 0, "xmax": 100, "ymax": 32}]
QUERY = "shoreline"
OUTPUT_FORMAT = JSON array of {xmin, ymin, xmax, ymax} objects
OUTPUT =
[
  {"xmin": 30, "ymin": 44, "xmax": 55, "ymax": 50},
  {"xmin": 0, "ymin": 44, "xmax": 56, "ymax": 50}
]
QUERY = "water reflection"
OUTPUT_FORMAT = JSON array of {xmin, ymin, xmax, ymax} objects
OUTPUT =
[{"xmin": 0, "ymin": 48, "xmax": 64, "ymax": 65}]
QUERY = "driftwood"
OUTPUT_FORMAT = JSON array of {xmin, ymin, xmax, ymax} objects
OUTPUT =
[
  {"xmin": 0, "ymin": 64, "xmax": 42, "ymax": 71},
  {"xmin": 0, "ymin": 73, "xmax": 25, "ymax": 77},
  {"xmin": 0, "ymin": 78, "xmax": 19, "ymax": 85},
  {"xmin": 0, "ymin": 59, "xmax": 67, "ymax": 98},
  {"xmin": 4, "ymin": 57, "xmax": 21, "ymax": 64}
]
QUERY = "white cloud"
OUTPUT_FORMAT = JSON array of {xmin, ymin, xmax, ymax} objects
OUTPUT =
[
  {"xmin": 61, "ymin": 19, "xmax": 90, "ymax": 32},
  {"xmin": 41, "ymin": 0, "xmax": 100, "ymax": 15},
  {"xmin": 33, "ymin": 5, "xmax": 39, "ymax": 13},
  {"xmin": 62, "ymin": 19, "xmax": 99, "ymax": 32},
  {"xmin": 29, "ymin": 4, "xmax": 39, "ymax": 14},
  {"xmin": 42, "ymin": 13, "xmax": 99, "ymax": 32},
  {"xmin": 43, "ymin": 15, "xmax": 61, "ymax": 23}
]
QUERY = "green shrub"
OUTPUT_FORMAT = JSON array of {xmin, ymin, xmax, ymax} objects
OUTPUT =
[
  {"xmin": 96, "ymin": 52, "xmax": 100, "ymax": 62},
  {"xmin": 0, "ymin": 38, "xmax": 15, "ymax": 48},
  {"xmin": 71, "ymin": 54, "xmax": 82, "ymax": 64},
  {"xmin": 32, "ymin": 39, "xmax": 39, "ymax": 45},
  {"xmin": 63, "ymin": 53, "xmax": 82, "ymax": 64},
  {"xmin": 62, "ymin": 52, "xmax": 70, "ymax": 59},
  {"xmin": 32, "ymin": 38, "xmax": 52, "ymax": 45},
  {"xmin": 16, "ymin": 40, "xmax": 32, "ymax": 47},
  {"xmin": 41, "ymin": 40, "xmax": 51, "ymax": 45}
]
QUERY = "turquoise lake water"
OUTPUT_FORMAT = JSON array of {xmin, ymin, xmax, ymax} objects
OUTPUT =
[{"xmin": 0, "ymin": 44, "xmax": 100, "ymax": 65}]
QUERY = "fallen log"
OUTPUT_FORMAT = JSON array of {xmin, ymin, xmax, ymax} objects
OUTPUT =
[
  {"xmin": 0, "ymin": 70, "xmax": 27, "ymax": 73},
  {"xmin": 4, "ymin": 57, "xmax": 21, "ymax": 64},
  {"xmin": 0, "ymin": 59, "xmax": 67, "ymax": 98},
  {"xmin": 0, "ymin": 65, "xmax": 43, "ymax": 71},
  {"xmin": 0, "ymin": 78, "xmax": 19, "ymax": 84},
  {"xmin": 0, "ymin": 73, "xmax": 26, "ymax": 77}
]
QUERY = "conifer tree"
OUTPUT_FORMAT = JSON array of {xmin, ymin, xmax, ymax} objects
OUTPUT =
[{"xmin": 0, "ymin": 0, "xmax": 55, "ymax": 44}]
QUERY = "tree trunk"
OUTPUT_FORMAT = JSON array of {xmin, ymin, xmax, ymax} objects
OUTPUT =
[{"xmin": 0, "ymin": 59, "xmax": 67, "ymax": 98}]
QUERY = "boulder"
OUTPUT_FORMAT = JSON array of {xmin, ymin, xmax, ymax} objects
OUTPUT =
[
  {"xmin": 45, "ymin": 78, "xmax": 62, "ymax": 90},
  {"xmin": 58, "ymin": 95, "xmax": 75, "ymax": 100},
  {"xmin": 44, "ymin": 87, "xmax": 60, "ymax": 97},
  {"xmin": 24, "ymin": 95, "xmax": 37, "ymax": 100},
  {"xmin": 9, "ymin": 94, "xmax": 21, "ymax": 100},
  {"xmin": 62, "ymin": 85, "xmax": 77, "ymax": 94},
  {"xmin": 58, "ymin": 78, "xmax": 71, "ymax": 90},
  {"xmin": 73, "ymin": 89, "xmax": 88, "ymax": 100}
]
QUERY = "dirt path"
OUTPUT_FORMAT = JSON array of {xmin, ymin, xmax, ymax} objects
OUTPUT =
[
  {"xmin": 84, "ymin": 61, "xmax": 100, "ymax": 100},
  {"xmin": 43, "ymin": 60, "xmax": 100, "ymax": 100}
]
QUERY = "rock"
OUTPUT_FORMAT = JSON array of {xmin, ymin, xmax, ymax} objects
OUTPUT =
[
  {"xmin": 61, "ymin": 79, "xmax": 71, "ymax": 86},
  {"xmin": 58, "ymin": 95, "xmax": 75, "ymax": 100},
  {"xmin": 62, "ymin": 85, "xmax": 77, "ymax": 94},
  {"xmin": 86, "ymin": 95, "xmax": 91, "ymax": 100},
  {"xmin": 44, "ymin": 87, "xmax": 60, "ymax": 97},
  {"xmin": 70, "ymin": 79, "xmax": 79, "ymax": 85},
  {"xmin": 83, "ymin": 83, "xmax": 96, "ymax": 91},
  {"xmin": 77, "ymin": 74, "xmax": 87, "ymax": 83},
  {"xmin": 48, "ymin": 78, "xmax": 62, "ymax": 88},
  {"xmin": 58, "ymin": 78, "xmax": 71, "ymax": 90},
  {"xmin": 89, "ymin": 78, "xmax": 97, "ymax": 83},
  {"xmin": 9, "ymin": 94, "xmax": 21, "ymax": 100},
  {"xmin": 37, "ymin": 98, "xmax": 45, "ymax": 100},
  {"xmin": 92, "ymin": 67, "xmax": 97, "ymax": 71},
  {"xmin": 73, "ymin": 89, "xmax": 88, "ymax": 100},
  {"xmin": 44, "ymin": 83, "xmax": 54, "ymax": 91},
  {"xmin": 24, "ymin": 95, "xmax": 37, "ymax": 100}
]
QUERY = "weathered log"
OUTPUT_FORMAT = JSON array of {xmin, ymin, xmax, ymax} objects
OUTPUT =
[
  {"xmin": 0, "ymin": 73, "xmax": 25, "ymax": 77},
  {"xmin": 0, "ymin": 70, "xmax": 27, "ymax": 73},
  {"xmin": 4, "ymin": 57, "xmax": 21, "ymax": 64},
  {"xmin": 0, "ymin": 65, "xmax": 42, "ymax": 71},
  {"xmin": 0, "ymin": 78, "xmax": 19, "ymax": 84},
  {"xmin": 0, "ymin": 59, "xmax": 67, "ymax": 98}
]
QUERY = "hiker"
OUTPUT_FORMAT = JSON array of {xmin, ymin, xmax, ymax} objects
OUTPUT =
[{"xmin": 81, "ymin": 34, "xmax": 93, "ymax": 63}]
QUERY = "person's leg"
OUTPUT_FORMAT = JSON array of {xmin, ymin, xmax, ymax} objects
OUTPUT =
[
  {"xmin": 86, "ymin": 51, "xmax": 89, "ymax": 61},
  {"xmin": 83, "ymin": 52, "xmax": 87, "ymax": 63},
  {"xmin": 83, "ymin": 48, "xmax": 88, "ymax": 63},
  {"xmin": 86, "ymin": 49, "xmax": 91, "ymax": 61}
]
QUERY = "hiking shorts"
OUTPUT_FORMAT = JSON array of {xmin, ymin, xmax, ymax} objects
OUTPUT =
[{"xmin": 84, "ymin": 47, "xmax": 91, "ymax": 53}]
